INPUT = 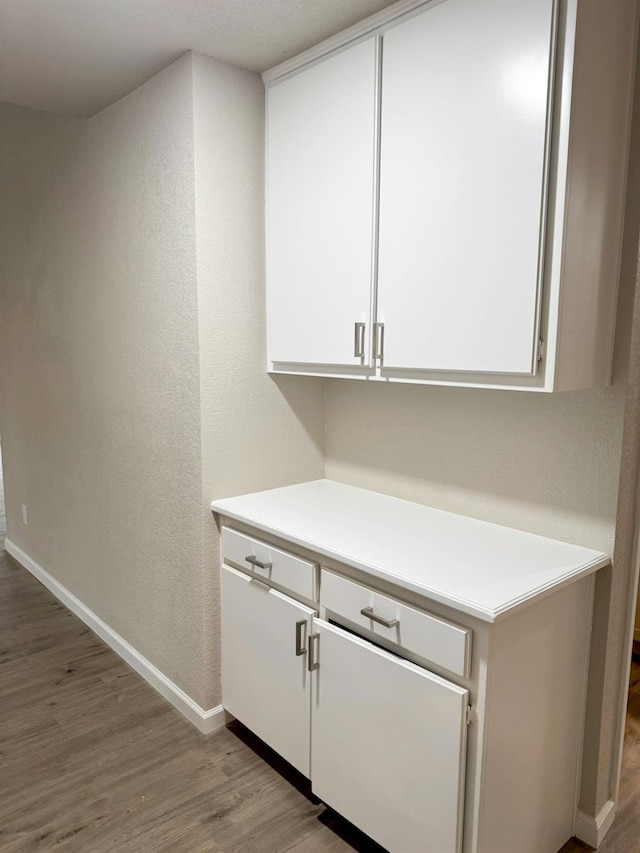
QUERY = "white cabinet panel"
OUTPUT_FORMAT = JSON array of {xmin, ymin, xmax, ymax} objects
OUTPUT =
[
  {"xmin": 267, "ymin": 38, "xmax": 378, "ymax": 368},
  {"xmin": 321, "ymin": 568, "xmax": 472, "ymax": 676},
  {"xmin": 221, "ymin": 566, "xmax": 316, "ymax": 776},
  {"xmin": 221, "ymin": 526, "xmax": 317, "ymax": 601},
  {"xmin": 377, "ymin": 0, "xmax": 554, "ymax": 375},
  {"xmin": 311, "ymin": 619, "xmax": 469, "ymax": 853}
]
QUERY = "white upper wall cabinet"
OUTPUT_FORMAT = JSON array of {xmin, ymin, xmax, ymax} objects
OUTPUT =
[
  {"xmin": 267, "ymin": 37, "xmax": 378, "ymax": 369},
  {"xmin": 263, "ymin": 0, "xmax": 637, "ymax": 391}
]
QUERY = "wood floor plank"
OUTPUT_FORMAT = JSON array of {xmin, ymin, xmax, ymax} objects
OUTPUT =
[
  {"xmin": 1, "ymin": 546, "xmax": 638, "ymax": 853},
  {"xmin": 284, "ymin": 827, "xmax": 354, "ymax": 853}
]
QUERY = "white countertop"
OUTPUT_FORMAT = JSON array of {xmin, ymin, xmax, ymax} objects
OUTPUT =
[{"xmin": 211, "ymin": 479, "xmax": 609, "ymax": 623}]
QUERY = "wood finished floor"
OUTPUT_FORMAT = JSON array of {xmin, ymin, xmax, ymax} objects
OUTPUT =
[{"xmin": 1, "ymin": 546, "xmax": 639, "ymax": 853}]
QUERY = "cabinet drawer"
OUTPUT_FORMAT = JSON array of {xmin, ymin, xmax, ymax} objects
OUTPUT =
[
  {"xmin": 321, "ymin": 570, "xmax": 471, "ymax": 677},
  {"xmin": 222, "ymin": 527, "xmax": 317, "ymax": 601}
]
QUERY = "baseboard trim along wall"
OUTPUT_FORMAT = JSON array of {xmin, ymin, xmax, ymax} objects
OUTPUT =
[
  {"xmin": 4, "ymin": 538, "xmax": 227, "ymax": 736},
  {"xmin": 574, "ymin": 799, "xmax": 617, "ymax": 848}
]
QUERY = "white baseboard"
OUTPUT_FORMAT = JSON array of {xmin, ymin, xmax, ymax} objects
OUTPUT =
[
  {"xmin": 4, "ymin": 538, "xmax": 227, "ymax": 736},
  {"xmin": 574, "ymin": 799, "xmax": 617, "ymax": 848}
]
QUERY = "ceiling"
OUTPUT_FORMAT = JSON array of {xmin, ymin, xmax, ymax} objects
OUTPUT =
[{"xmin": 0, "ymin": 0, "xmax": 400, "ymax": 118}]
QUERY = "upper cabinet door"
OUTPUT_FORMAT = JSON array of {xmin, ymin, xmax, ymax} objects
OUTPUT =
[
  {"xmin": 377, "ymin": 0, "xmax": 555, "ymax": 375},
  {"xmin": 267, "ymin": 38, "xmax": 378, "ymax": 368}
]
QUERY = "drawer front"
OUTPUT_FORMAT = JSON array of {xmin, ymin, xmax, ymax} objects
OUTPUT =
[
  {"xmin": 222, "ymin": 527, "xmax": 317, "ymax": 601},
  {"xmin": 321, "ymin": 570, "xmax": 471, "ymax": 677}
]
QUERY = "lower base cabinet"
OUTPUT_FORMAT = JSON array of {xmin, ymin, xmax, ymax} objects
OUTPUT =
[
  {"xmin": 218, "ymin": 518, "xmax": 596, "ymax": 853},
  {"xmin": 221, "ymin": 568, "xmax": 468, "ymax": 852}
]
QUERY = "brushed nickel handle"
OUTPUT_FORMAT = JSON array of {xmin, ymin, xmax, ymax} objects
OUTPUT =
[
  {"xmin": 361, "ymin": 606, "xmax": 399, "ymax": 629},
  {"xmin": 373, "ymin": 323, "xmax": 384, "ymax": 361},
  {"xmin": 295, "ymin": 619, "xmax": 307, "ymax": 656},
  {"xmin": 308, "ymin": 632, "xmax": 320, "ymax": 672},
  {"xmin": 354, "ymin": 322, "xmax": 365, "ymax": 358},
  {"xmin": 245, "ymin": 555, "xmax": 272, "ymax": 571}
]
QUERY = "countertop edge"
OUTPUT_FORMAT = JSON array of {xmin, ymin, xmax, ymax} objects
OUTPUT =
[{"xmin": 211, "ymin": 500, "xmax": 609, "ymax": 624}]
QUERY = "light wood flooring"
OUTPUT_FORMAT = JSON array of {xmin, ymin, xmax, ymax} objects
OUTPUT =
[{"xmin": 1, "ymin": 546, "xmax": 639, "ymax": 853}]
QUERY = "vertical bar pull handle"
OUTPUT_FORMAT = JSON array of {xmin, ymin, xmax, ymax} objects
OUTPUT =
[
  {"xmin": 354, "ymin": 322, "xmax": 365, "ymax": 358},
  {"xmin": 295, "ymin": 619, "xmax": 307, "ymax": 656},
  {"xmin": 374, "ymin": 323, "xmax": 384, "ymax": 361},
  {"xmin": 308, "ymin": 632, "xmax": 320, "ymax": 672}
]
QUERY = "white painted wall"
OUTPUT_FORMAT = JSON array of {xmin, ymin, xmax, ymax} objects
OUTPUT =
[
  {"xmin": 325, "ymin": 382, "xmax": 624, "ymax": 553},
  {"xmin": 0, "ymin": 56, "xmax": 210, "ymax": 701},
  {"xmin": 192, "ymin": 52, "xmax": 325, "ymax": 505},
  {"xmin": 191, "ymin": 52, "xmax": 325, "ymax": 706},
  {"xmin": 0, "ymin": 52, "xmax": 325, "ymax": 711}
]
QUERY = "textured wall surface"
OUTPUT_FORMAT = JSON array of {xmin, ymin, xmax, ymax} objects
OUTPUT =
[
  {"xmin": 0, "ymin": 56, "xmax": 209, "ymax": 704},
  {"xmin": 326, "ymin": 381, "xmax": 625, "ymax": 552},
  {"xmin": 580, "ymin": 39, "xmax": 640, "ymax": 816},
  {"xmin": 626, "ymin": 49, "xmax": 640, "ymax": 647},
  {"xmin": 0, "ymin": 51, "xmax": 325, "ymax": 713},
  {"xmin": 191, "ymin": 53, "xmax": 325, "ymax": 707}
]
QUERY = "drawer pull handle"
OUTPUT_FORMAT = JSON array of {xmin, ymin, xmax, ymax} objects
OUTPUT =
[
  {"xmin": 245, "ymin": 555, "xmax": 272, "ymax": 571},
  {"xmin": 295, "ymin": 619, "xmax": 307, "ymax": 656},
  {"xmin": 360, "ymin": 606, "xmax": 399, "ymax": 629},
  {"xmin": 308, "ymin": 632, "xmax": 320, "ymax": 672}
]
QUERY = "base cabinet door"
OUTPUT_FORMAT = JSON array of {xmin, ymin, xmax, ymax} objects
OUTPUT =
[
  {"xmin": 221, "ymin": 565, "xmax": 316, "ymax": 776},
  {"xmin": 311, "ymin": 619, "xmax": 469, "ymax": 853}
]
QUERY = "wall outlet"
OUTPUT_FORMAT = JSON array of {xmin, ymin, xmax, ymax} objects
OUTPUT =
[{"xmin": 21, "ymin": 505, "xmax": 28, "ymax": 525}]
